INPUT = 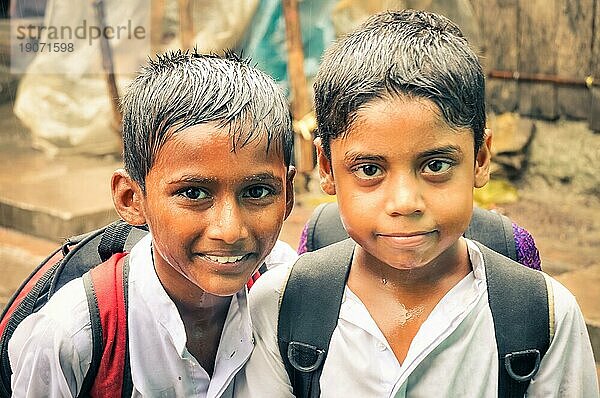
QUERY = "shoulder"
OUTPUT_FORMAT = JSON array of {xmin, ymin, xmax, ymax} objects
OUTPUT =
[
  {"xmin": 12, "ymin": 277, "xmax": 91, "ymax": 341},
  {"xmin": 545, "ymin": 275, "xmax": 583, "ymax": 327},
  {"xmin": 9, "ymin": 278, "xmax": 91, "ymax": 352},
  {"xmin": 527, "ymin": 275, "xmax": 599, "ymax": 396},
  {"xmin": 249, "ymin": 258, "xmax": 290, "ymax": 305},
  {"xmin": 263, "ymin": 240, "xmax": 298, "ymax": 271},
  {"xmin": 248, "ymin": 258, "xmax": 291, "ymax": 333},
  {"xmin": 8, "ymin": 277, "xmax": 93, "ymax": 392}
]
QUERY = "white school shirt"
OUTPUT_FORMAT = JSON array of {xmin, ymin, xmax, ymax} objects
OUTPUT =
[
  {"xmin": 236, "ymin": 238, "xmax": 599, "ymax": 397},
  {"xmin": 8, "ymin": 234, "xmax": 297, "ymax": 398}
]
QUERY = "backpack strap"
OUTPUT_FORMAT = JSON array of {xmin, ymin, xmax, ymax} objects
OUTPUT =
[
  {"xmin": 81, "ymin": 253, "xmax": 132, "ymax": 397},
  {"xmin": 246, "ymin": 262, "xmax": 269, "ymax": 290},
  {"xmin": 476, "ymin": 241, "xmax": 552, "ymax": 397},
  {"xmin": 466, "ymin": 207, "xmax": 517, "ymax": 261},
  {"xmin": 98, "ymin": 221, "xmax": 134, "ymax": 262},
  {"xmin": 278, "ymin": 239, "xmax": 354, "ymax": 398},
  {"xmin": 305, "ymin": 202, "xmax": 348, "ymax": 252}
]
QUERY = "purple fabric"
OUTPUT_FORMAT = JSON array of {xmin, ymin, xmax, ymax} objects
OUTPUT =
[
  {"xmin": 297, "ymin": 224, "xmax": 309, "ymax": 255},
  {"xmin": 512, "ymin": 222, "xmax": 542, "ymax": 270},
  {"xmin": 297, "ymin": 221, "xmax": 542, "ymax": 271}
]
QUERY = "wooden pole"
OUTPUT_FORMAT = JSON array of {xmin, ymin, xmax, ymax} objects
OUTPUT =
[
  {"xmin": 178, "ymin": 0, "xmax": 195, "ymax": 50},
  {"xmin": 92, "ymin": 0, "xmax": 123, "ymax": 141},
  {"xmin": 150, "ymin": 0, "xmax": 166, "ymax": 53},
  {"xmin": 282, "ymin": 0, "xmax": 314, "ymax": 191}
]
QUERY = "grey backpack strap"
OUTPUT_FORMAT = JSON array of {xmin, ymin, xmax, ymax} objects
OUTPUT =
[
  {"xmin": 305, "ymin": 202, "xmax": 349, "ymax": 252},
  {"xmin": 278, "ymin": 239, "xmax": 355, "ymax": 398},
  {"xmin": 476, "ymin": 242, "xmax": 551, "ymax": 397},
  {"xmin": 466, "ymin": 207, "xmax": 517, "ymax": 261}
]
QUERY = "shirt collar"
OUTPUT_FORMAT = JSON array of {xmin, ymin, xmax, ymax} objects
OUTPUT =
[{"xmin": 340, "ymin": 238, "xmax": 487, "ymax": 339}]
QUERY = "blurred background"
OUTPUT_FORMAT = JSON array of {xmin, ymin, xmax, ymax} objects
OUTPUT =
[{"xmin": 0, "ymin": 0, "xmax": 598, "ymax": 371}]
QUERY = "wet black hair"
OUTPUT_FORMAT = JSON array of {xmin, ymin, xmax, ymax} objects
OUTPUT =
[
  {"xmin": 314, "ymin": 9, "xmax": 486, "ymax": 158},
  {"xmin": 121, "ymin": 50, "xmax": 293, "ymax": 191}
]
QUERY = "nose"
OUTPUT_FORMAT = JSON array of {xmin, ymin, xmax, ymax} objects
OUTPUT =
[
  {"xmin": 205, "ymin": 196, "xmax": 249, "ymax": 244},
  {"xmin": 384, "ymin": 173, "xmax": 425, "ymax": 216}
]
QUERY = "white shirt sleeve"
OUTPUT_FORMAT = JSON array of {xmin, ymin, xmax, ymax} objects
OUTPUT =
[
  {"xmin": 8, "ymin": 279, "xmax": 93, "ymax": 398},
  {"xmin": 236, "ymin": 262, "xmax": 295, "ymax": 397},
  {"xmin": 526, "ymin": 277, "xmax": 599, "ymax": 397}
]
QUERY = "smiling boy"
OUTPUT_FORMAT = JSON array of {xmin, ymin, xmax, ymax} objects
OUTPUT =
[
  {"xmin": 8, "ymin": 51, "xmax": 297, "ymax": 397},
  {"xmin": 237, "ymin": 10, "xmax": 598, "ymax": 397}
]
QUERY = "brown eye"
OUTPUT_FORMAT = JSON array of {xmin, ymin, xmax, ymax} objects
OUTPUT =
[
  {"xmin": 423, "ymin": 159, "xmax": 452, "ymax": 174},
  {"xmin": 354, "ymin": 164, "xmax": 383, "ymax": 179},
  {"xmin": 180, "ymin": 187, "xmax": 208, "ymax": 200},
  {"xmin": 362, "ymin": 165, "xmax": 379, "ymax": 176},
  {"xmin": 243, "ymin": 186, "xmax": 273, "ymax": 199}
]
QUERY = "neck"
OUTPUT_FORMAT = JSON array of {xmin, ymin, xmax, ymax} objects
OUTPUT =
[
  {"xmin": 153, "ymin": 254, "xmax": 233, "ymax": 317},
  {"xmin": 352, "ymin": 238, "xmax": 472, "ymax": 300},
  {"xmin": 151, "ymin": 249, "xmax": 235, "ymax": 377}
]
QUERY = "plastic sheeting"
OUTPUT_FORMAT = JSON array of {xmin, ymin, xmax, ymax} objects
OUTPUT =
[
  {"xmin": 13, "ymin": 0, "xmax": 258, "ymax": 156},
  {"xmin": 13, "ymin": 0, "xmax": 149, "ymax": 155},
  {"xmin": 236, "ymin": 0, "xmax": 481, "ymax": 94},
  {"xmin": 237, "ymin": 0, "xmax": 337, "ymax": 94}
]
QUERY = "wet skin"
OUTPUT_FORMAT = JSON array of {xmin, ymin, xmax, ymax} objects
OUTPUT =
[
  {"xmin": 113, "ymin": 122, "xmax": 294, "ymax": 374},
  {"xmin": 316, "ymin": 96, "xmax": 491, "ymax": 363}
]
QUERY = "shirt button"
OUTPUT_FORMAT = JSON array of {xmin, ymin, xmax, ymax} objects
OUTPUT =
[{"xmin": 376, "ymin": 342, "xmax": 386, "ymax": 351}]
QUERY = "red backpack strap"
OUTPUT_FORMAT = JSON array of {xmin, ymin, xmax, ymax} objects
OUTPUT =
[{"xmin": 81, "ymin": 253, "xmax": 132, "ymax": 397}]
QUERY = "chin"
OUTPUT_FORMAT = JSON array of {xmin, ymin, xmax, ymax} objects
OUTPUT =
[
  {"xmin": 197, "ymin": 277, "xmax": 248, "ymax": 296},
  {"xmin": 374, "ymin": 251, "xmax": 434, "ymax": 270}
]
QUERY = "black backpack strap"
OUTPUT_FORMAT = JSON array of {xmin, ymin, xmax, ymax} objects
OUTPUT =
[
  {"xmin": 121, "ymin": 257, "xmax": 134, "ymax": 397},
  {"xmin": 98, "ymin": 221, "xmax": 134, "ymax": 262},
  {"xmin": 81, "ymin": 272, "xmax": 103, "ymax": 396},
  {"xmin": 278, "ymin": 239, "xmax": 355, "ymax": 398},
  {"xmin": 466, "ymin": 207, "xmax": 517, "ymax": 261},
  {"xmin": 258, "ymin": 262, "xmax": 268, "ymax": 275},
  {"xmin": 305, "ymin": 202, "xmax": 348, "ymax": 252},
  {"xmin": 476, "ymin": 241, "xmax": 552, "ymax": 397}
]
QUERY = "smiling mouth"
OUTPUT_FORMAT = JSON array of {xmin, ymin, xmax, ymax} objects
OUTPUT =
[{"xmin": 202, "ymin": 253, "xmax": 251, "ymax": 264}]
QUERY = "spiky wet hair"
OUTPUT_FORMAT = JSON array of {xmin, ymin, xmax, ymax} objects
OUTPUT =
[
  {"xmin": 314, "ymin": 9, "xmax": 486, "ymax": 158},
  {"xmin": 121, "ymin": 49, "xmax": 293, "ymax": 191}
]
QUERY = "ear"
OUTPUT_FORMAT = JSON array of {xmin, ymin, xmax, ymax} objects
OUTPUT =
[
  {"xmin": 284, "ymin": 165, "xmax": 296, "ymax": 220},
  {"xmin": 315, "ymin": 137, "xmax": 336, "ymax": 195},
  {"xmin": 474, "ymin": 129, "xmax": 493, "ymax": 188},
  {"xmin": 111, "ymin": 169, "xmax": 147, "ymax": 226}
]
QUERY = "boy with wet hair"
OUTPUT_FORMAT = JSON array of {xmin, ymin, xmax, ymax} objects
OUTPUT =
[
  {"xmin": 9, "ymin": 50, "xmax": 297, "ymax": 397},
  {"xmin": 237, "ymin": 10, "xmax": 598, "ymax": 397}
]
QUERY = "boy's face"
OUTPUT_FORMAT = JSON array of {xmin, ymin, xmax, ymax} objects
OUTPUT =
[
  {"xmin": 136, "ymin": 123, "xmax": 294, "ymax": 296},
  {"xmin": 317, "ymin": 97, "xmax": 491, "ymax": 271}
]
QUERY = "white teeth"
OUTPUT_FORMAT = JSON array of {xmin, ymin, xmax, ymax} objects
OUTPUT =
[{"xmin": 205, "ymin": 254, "xmax": 246, "ymax": 264}]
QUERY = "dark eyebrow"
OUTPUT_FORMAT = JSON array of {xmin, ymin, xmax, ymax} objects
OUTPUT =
[
  {"xmin": 168, "ymin": 176, "xmax": 218, "ymax": 185},
  {"xmin": 168, "ymin": 173, "xmax": 283, "ymax": 188},
  {"xmin": 243, "ymin": 173, "xmax": 283, "ymax": 189},
  {"xmin": 418, "ymin": 145, "xmax": 463, "ymax": 158},
  {"xmin": 343, "ymin": 151, "xmax": 386, "ymax": 164}
]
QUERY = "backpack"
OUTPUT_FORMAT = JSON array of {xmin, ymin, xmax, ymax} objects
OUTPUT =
[
  {"xmin": 279, "ymin": 203, "xmax": 553, "ymax": 398},
  {"xmin": 0, "ymin": 220, "xmax": 267, "ymax": 398}
]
